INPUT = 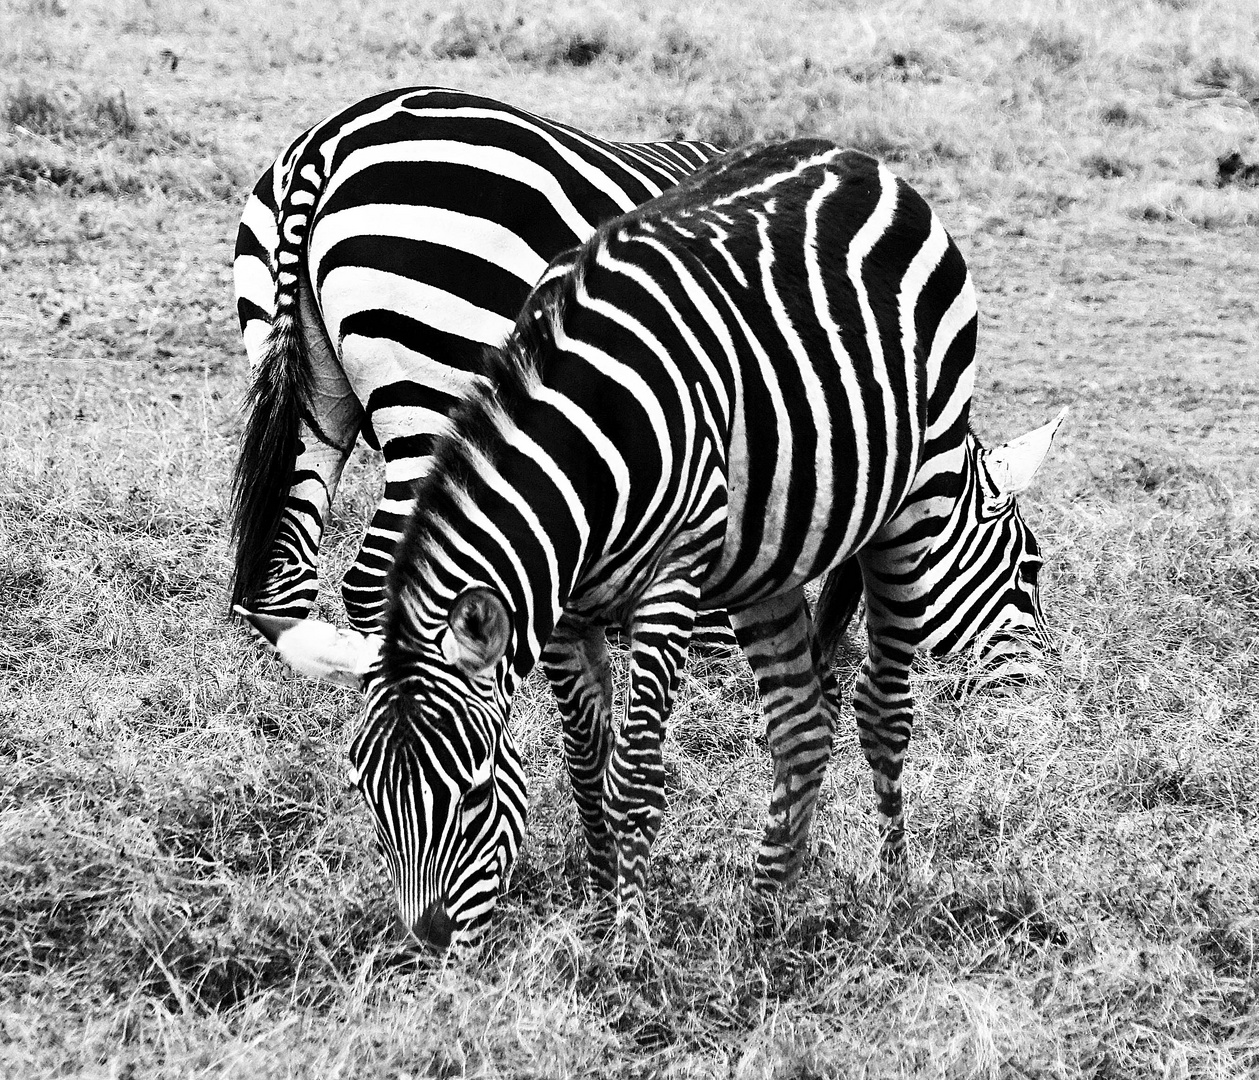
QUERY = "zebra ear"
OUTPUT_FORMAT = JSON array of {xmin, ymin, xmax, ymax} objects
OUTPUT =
[
  {"xmin": 235, "ymin": 606, "xmax": 380, "ymax": 688},
  {"xmin": 982, "ymin": 408, "xmax": 1067, "ymax": 496},
  {"xmin": 444, "ymin": 587, "xmax": 511, "ymax": 677}
]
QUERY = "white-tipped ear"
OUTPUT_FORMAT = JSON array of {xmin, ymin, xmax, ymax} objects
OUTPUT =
[
  {"xmin": 982, "ymin": 408, "xmax": 1068, "ymax": 495},
  {"xmin": 235, "ymin": 606, "xmax": 381, "ymax": 688},
  {"xmin": 442, "ymin": 587, "xmax": 510, "ymax": 677}
]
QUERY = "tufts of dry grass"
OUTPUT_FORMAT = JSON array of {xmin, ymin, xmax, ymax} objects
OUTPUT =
[
  {"xmin": 425, "ymin": 8, "xmax": 633, "ymax": 69},
  {"xmin": 6, "ymin": 271, "xmax": 1256, "ymax": 1075},
  {"xmin": 0, "ymin": 82, "xmax": 248, "ymax": 199},
  {"xmin": 1125, "ymin": 183, "xmax": 1259, "ymax": 228},
  {"xmin": 1, "ymin": 732, "xmax": 401, "ymax": 1011},
  {"xmin": 4, "ymin": 83, "xmax": 139, "ymax": 141}
]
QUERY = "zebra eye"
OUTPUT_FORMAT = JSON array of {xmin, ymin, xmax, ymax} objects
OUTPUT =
[{"xmin": 460, "ymin": 774, "xmax": 495, "ymax": 822}]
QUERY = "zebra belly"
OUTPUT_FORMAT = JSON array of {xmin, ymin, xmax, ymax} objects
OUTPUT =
[
  {"xmin": 567, "ymin": 477, "xmax": 860, "ymax": 625},
  {"xmin": 699, "ymin": 438, "xmax": 916, "ymax": 612},
  {"xmin": 697, "ymin": 512, "xmax": 859, "ymax": 614}
]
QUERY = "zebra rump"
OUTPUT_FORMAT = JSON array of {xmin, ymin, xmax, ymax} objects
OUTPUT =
[{"xmin": 227, "ymin": 86, "xmax": 724, "ymax": 631}]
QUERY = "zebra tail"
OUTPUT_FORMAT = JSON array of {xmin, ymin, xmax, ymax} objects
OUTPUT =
[
  {"xmin": 229, "ymin": 139, "xmax": 328, "ymax": 616},
  {"xmin": 228, "ymin": 299, "xmax": 312, "ymax": 614},
  {"xmin": 814, "ymin": 558, "xmax": 865, "ymax": 667}
]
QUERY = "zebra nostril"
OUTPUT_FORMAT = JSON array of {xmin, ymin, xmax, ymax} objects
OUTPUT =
[{"xmin": 413, "ymin": 900, "xmax": 454, "ymax": 950}]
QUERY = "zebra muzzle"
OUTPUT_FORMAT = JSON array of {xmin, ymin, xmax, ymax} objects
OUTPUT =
[{"xmin": 412, "ymin": 899, "xmax": 455, "ymax": 950}]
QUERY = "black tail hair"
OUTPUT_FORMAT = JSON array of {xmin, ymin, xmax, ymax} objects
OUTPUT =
[
  {"xmin": 228, "ymin": 139, "xmax": 330, "ymax": 616},
  {"xmin": 228, "ymin": 306, "xmax": 311, "ymax": 612},
  {"xmin": 814, "ymin": 558, "xmax": 865, "ymax": 666}
]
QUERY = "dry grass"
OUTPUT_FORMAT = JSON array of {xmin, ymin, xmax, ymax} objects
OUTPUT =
[
  {"xmin": 1, "ymin": 0, "xmax": 1257, "ymax": 1075},
  {"xmin": 0, "ymin": 81, "xmax": 246, "ymax": 198}
]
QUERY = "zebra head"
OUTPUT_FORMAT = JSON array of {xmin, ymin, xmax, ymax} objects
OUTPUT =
[
  {"xmin": 923, "ymin": 408, "xmax": 1067, "ymax": 682},
  {"xmin": 235, "ymin": 588, "xmax": 526, "ymax": 953}
]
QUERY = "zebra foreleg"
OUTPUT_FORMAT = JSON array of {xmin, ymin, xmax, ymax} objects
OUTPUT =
[
  {"xmin": 541, "ymin": 618, "xmax": 616, "ymax": 895},
  {"xmin": 730, "ymin": 588, "xmax": 839, "ymax": 892},
  {"xmin": 603, "ymin": 577, "xmax": 703, "ymax": 932}
]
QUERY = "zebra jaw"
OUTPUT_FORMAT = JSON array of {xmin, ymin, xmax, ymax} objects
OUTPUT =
[{"xmin": 234, "ymin": 605, "xmax": 381, "ymax": 688}]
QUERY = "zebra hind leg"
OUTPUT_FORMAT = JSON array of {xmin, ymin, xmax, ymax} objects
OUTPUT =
[
  {"xmin": 341, "ymin": 530, "xmax": 391, "ymax": 633},
  {"xmin": 250, "ymin": 440, "xmax": 333, "ymax": 619},
  {"xmin": 232, "ymin": 264, "xmax": 359, "ymax": 622},
  {"xmin": 603, "ymin": 577, "xmax": 706, "ymax": 933},
  {"xmin": 541, "ymin": 617, "xmax": 617, "ymax": 895},
  {"xmin": 730, "ymin": 587, "xmax": 840, "ymax": 892}
]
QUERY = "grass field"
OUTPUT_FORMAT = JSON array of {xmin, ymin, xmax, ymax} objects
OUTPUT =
[{"xmin": 2, "ymin": 0, "xmax": 1257, "ymax": 1076}]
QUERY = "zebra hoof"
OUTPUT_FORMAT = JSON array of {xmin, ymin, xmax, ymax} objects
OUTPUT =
[
  {"xmin": 877, "ymin": 843, "xmax": 910, "ymax": 889},
  {"xmin": 607, "ymin": 911, "xmax": 651, "ymax": 971},
  {"xmin": 746, "ymin": 887, "xmax": 784, "ymax": 937}
]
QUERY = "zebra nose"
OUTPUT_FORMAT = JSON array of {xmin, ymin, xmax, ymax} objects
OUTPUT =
[{"xmin": 413, "ymin": 900, "xmax": 454, "ymax": 950}]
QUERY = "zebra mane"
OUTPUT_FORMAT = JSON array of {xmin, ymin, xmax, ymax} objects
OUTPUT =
[
  {"xmin": 381, "ymin": 269, "xmax": 576, "ymax": 667},
  {"xmin": 587, "ymin": 137, "xmax": 842, "ymax": 237}
]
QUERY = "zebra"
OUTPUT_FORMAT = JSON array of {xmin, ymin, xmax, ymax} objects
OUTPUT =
[
  {"xmin": 239, "ymin": 138, "xmax": 1065, "ymax": 952},
  {"xmin": 229, "ymin": 85, "xmax": 725, "ymax": 634}
]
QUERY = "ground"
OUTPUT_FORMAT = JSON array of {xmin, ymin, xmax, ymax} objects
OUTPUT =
[{"xmin": 1, "ymin": 0, "xmax": 1257, "ymax": 1077}]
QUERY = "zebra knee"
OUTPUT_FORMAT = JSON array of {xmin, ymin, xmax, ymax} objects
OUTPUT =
[{"xmin": 341, "ymin": 567, "xmax": 386, "ymax": 633}]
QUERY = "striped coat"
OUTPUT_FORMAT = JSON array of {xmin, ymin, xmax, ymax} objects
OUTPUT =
[{"xmin": 242, "ymin": 138, "xmax": 1063, "ymax": 950}]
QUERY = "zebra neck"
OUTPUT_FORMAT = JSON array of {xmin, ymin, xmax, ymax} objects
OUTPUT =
[{"xmin": 388, "ymin": 419, "xmax": 598, "ymax": 681}]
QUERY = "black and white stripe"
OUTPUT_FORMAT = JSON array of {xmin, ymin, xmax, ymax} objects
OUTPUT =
[
  {"xmin": 228, "ymin": 86, "xmax": 723, "ymax": 632},
  {"xmin": 285, "ymin": 139, "xmax": 1064, "ymax": 950}
]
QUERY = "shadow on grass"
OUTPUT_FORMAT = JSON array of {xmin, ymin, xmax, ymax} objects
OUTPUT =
[{"xmin": 0, "ymin": 734, "xmax": 425, "ymax": 1013}]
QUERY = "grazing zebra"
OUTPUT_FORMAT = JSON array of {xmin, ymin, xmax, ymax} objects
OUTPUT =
[
  {"xmin": 240, "ymin": 139, "xmax": 1065, "ymax": 951},
  {"xmin": 229, "ymin": 85, "xmax": 724, "ymax": 633}
]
